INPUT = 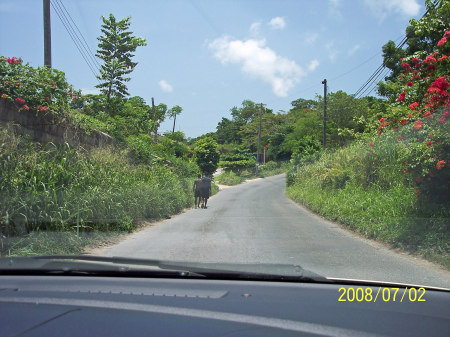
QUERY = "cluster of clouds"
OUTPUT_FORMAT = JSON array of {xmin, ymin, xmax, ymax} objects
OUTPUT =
[
  {"xmin": 160, "ymin": 0, "xmax": 421, "ymax": 97},
  {"xmin": 208, "ymin": 16, "xmax": 321, "ymax": 97},
  {"xmin": 208, "ymin": 36, "xmax": 307, "ymax": 97}
]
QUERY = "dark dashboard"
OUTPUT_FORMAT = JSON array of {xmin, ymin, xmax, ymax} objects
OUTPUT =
[{"xmin": 1, "ymin": 275, "xmax": 449, "ymax": 337}]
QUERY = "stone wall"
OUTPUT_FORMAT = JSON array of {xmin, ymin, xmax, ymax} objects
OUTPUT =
[{"xmin": 0, "ymin": 98, "xmax": 114, "ymax": 148}]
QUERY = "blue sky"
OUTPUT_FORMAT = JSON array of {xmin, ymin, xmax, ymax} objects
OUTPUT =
[{"xmin": 0, "ymin": 0, "xmax": 423, "ymax": 137}]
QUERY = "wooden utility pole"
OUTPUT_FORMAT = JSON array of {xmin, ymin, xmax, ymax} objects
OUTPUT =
[
  {"xmin": 256, "ymin": 103, "xmax": 265, "ymax": 173},
  {"xmin": 322, "ymin": 79, "xmax": 327, "ymax": 148},
  {"xmin": 257, "ymin": 103, "xmax": 262, "ymax": 165},
  {"xmin": 43, "ymin": 0, "xmax": 52, "ymax": 67},
  {"xmin": 151, "ymin": 97, "xmax": 157, "ymax": 141}
]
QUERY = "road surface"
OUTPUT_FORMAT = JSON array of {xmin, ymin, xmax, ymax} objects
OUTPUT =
[{"xmin": 99, "ymin": 174, "xmax": 450, "ymax": 288}]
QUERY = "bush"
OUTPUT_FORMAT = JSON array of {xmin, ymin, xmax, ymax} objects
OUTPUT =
[
  {"xmin": 0, "ymin": 126, "xmax": 197, "ymax": 245},
  {"xmin": 0, "ymin": 56, "xmax": 81, "ymax": 115}
]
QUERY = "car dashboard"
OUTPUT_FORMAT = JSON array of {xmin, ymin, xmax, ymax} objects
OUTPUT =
[{"xmin": 0, "ymin": 275, "xmax": 449, "ymax": 336}]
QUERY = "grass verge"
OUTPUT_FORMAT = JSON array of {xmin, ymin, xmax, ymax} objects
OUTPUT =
[
  {"xmin": 215, "ymin": 161, "xmax": 289, "ymax": 186},
  {"xmin": 286, "ymin": 141, "xmax": 449, "ymax": 269}
]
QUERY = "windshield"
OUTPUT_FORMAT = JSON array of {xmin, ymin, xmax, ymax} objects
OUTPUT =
[{"xmin": 0, "ymin": 0, "xmax": 449, "ymax": 289}]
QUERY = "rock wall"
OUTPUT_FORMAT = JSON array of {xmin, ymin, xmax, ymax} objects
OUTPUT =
[{"xmin": 0, "ymin": 98, "xmax": 114, "ymax": 148}]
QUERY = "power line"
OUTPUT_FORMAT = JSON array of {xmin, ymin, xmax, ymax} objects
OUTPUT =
[
  {"xmin": 353, "ymin": 0, "xmax": 440, "ymax": 98},
  {"xmin": 50, "ymin": 0, "xmax": 100, "ymax": 81},
  {"xmin": 51, "ymin": 0, "xmax": 99, "ymax": 78},
  {"xmin": 55, "ymin": 0, "xmax": 102, "ymax": 69}
]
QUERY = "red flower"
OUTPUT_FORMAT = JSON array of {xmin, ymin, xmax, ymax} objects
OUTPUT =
[
  {"xmin": 379, "ymin": 117, "xmax": 386, "ymax": 123},
  {"xmin": 15, "ymin": 97, "xmax": 25, "ymax": 105},
  {"xmin": 426, "ymin": 141, "xmax": 432, "ymax": 146},
  {"xmin": 397, "ymin": 92, "xmax": 406, "ymax": 102},
  {"xmin": 424, "ymin": 55, "xmax": 436, "ymax": 64},
  {"xmin": 408, "ymin": 113, "xmax": 412, "ymax": 118},
  {"xmin": 404, "ymin": 168, "xmax": 409, "ymax": 173},
  {"xmin": 14, "ymin": 82, "xmax": 20, "ymax": 86},
  {"xmin": 369, "ymin": 142, "xmax": 374, "ymax": 147},
  {"xmin": 407, "ymin": 81, "xmax": 413, "ymax": 87},
  {"xmin": 400, "ymin": 119, "xmax": 407, "ymax": 125},
  {"xmin": 437, "ymin": 37, "xmax": 447, "ymax": 47},
  {"xmin": 436, "ymin": 160, "xmax": 445, "ymax": 170},
  {"xmin": 439, "ymin": 117, "xmax": 446, "ymax": 123},
  {"xmin": 409, "ymin": 102, "xmax": 419, "ymax": 110},
  {"xmin": 414, "ymin": 189, "xmax": 419, "ymax": 195},
  {"xmin": 401, "ymin": 62, "xmax": 410, "ymax": 69},
  {"xmin": 411, "ymin": 57, "xmax": 419, "ymax": 64},
  {"xmin": 40, "ymin": 106, "xmax": 49, "ymax": 111},
  {"xmin": 23, "ymin": 105, "xmax": 30, "ymax": 111},
  {"xmin": 429, "ymin": 77, "xmax": 449, "ymax": 91},
  {"xmin": 413, "ymin": 120, "xmax": 424, "ymax": 131}
]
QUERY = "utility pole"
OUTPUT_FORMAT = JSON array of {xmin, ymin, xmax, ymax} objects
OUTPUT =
[
  {"xmin": 151, "ymin": 97, "xmax": 157, "ymax": 141},
  {"xmin": 43, "ymin": 0, "xmax": 52, "ymax": 67},
  {"xmin": 256, "ymin": 103, "xmax": 265, "ymax": 173},
  {"xmin": 322, "ymin": 79, "xmax": 327, "ymax": 148}
]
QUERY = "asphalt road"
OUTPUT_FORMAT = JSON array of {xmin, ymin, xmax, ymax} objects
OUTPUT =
[{"xmin": 101, "ymin": 174, "xmax": 450, "ymax": 288}]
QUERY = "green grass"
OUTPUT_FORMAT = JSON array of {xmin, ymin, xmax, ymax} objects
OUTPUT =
[
  {"xmin": 215, "ymin": 161, "xmax": 290, "ymax": 186},
  {"xmin": 0, "ymin": 125, "xmax": 203, "ymax": 256},
  {"xmin": 1, "ymin": 231, "xmax": 125, "ymax": 257},
  {"xmin": 286, "ymin": 140, "xmax": 450, "ymax": 269}
]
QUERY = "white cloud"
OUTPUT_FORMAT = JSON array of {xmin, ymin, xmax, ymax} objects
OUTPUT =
[
  {"xmin": 304, "ymin": 32, "xmax": 319, "ymax": 45},
  {"xmin": 268, "ymin": 17, "xmax": 286, "ymax": 30},
  {"xmin": 250, "ymin": 21, "xmax": 261, "ymax": 34},
  {"xmin": 208, "ymin": 36, "xmax": 305, "ymax": 97},
  {"xmin": 80, "ymin": 88, "xmax": 100, "ymax": 95},
  {"xmin": 348, "ymin": 44, "xmax": 360, "ymax": 56},
  {"xmin": 308, "ymin": 59, "xmax": 319, "ymax": 72},
  {"xmin": 158, "ymin": 80, "xmax": 173, "ymax": 93},
  {"xmin": 326, "ymin": 42, "xmax": 339, "ymax": 62},
  {"xmin": 364, "ymin": 0, "xmax": 421, "ymax": 20}
]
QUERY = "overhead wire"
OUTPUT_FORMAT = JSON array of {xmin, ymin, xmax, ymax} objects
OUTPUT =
[
  {"xmin": 353, "ymin": 0, "xmax": 440, "ymax": 98},
  {"xmin": 55, "ymin": 0, "xmax": 102, "ymax": 69},
  {"xmin": 50, "ymin": 0, "xmax": 100, "ymax": 81}
]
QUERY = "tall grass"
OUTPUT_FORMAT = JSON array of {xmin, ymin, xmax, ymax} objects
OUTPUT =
[
  {"xmin": 287, "ymin": 136, "xmax": 449, "ymax": 267},
  {"xmin": 215, "ymin": 161, "xmax": 290, "ymax": 186},
  {"xmin": 0, "ymin": 126, "xmax": 199, "ymax": 255}
]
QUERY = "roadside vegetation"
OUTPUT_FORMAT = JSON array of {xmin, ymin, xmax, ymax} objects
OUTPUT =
[
  {"xmin": 203, "ymin": 1, "xmax": 450, "ymax": 267},
  {"xmin": 0, "ymin": 14, "xmax": 218, "ymax": 256},
  {"xmin": 0, "ymin": 2, "xmax": 448, "ymax": 267},
  {"xmin": 286, "ymin": 2, "xmax": 449, "ymax": 268}
]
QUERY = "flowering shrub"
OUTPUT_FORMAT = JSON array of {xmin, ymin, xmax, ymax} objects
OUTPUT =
[
  {"xmin": 0, "ymin": 56, "xmax": 81, "ymax": 114},
  {"xmin": 371, "ymin": 30, "xmax": 449, "ymax": 204}
]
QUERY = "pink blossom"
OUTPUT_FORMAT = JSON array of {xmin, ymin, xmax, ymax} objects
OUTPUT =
[
  {"xmin": 437, "ymin": 37, "xmax": 447, "ymax": 47},
  {"xmin": 15, "ymin": 97, "xmax": 25, "ymax": 105}
]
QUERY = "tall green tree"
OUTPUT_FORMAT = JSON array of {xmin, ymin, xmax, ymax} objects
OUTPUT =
[
  {"xmin": 168, "ymin": 105, "xmax": 183, "ymax": 133},
  {"xmin": 193, "ymin": 137, "xmax": 220, "ymax": 175},
  {"xmin": 95, "ymin": 14, "xmax": 147, "ymax": 109}
]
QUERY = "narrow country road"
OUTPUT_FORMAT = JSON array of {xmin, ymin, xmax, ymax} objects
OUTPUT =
[{"xmin": 99, "ymin": 174, "xmax": 450, "ymax": 288}]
